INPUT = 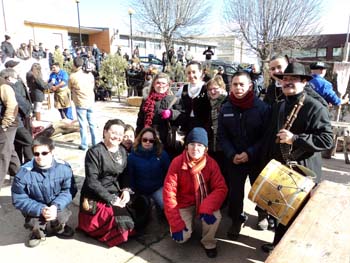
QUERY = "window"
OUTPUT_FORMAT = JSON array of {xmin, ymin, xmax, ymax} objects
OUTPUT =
[
  {"xmin": 317, "ymin": 48, "xmax": 327, "ymax": 57},
  {"xmin": 292, "ymin": 48, "xmax": 317, "ymax": 58},
  {"xmin": 333, "ymin": 47, "xmax": 342, "ymax": 57}
]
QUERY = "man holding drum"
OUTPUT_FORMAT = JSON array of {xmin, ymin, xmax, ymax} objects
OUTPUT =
[{"xmin": 259, "ymin": 62, "xmax": 333, "ymax": 253}]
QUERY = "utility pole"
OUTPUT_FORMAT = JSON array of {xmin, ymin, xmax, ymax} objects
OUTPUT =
[{"xmin": 343, "ymin": 15, "xmax": 350, "ymax": 62}]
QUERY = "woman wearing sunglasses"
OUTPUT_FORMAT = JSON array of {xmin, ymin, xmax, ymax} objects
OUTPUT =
[
  {"xmin": 135, "ymin": 73, "xmax": 182, "ymax": 158},
  {"xmin": 127, "ymin": 127, "xmax": 170, "ymax": 222},
  {"xmin": 78, "ymin": 119, "xmax": 135, "ymax": 247}
]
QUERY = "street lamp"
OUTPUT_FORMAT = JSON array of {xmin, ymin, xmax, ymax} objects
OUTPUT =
[
  {"xmin": 76, "ymin": 0, "xmax": 82, "ymax": 47},
  {"xmin": 1, "ymin": 0, "xmax": 7, "ymax": 32},
  {"xmin": 128, "ymin": 8, "xmax": 135, "ymax": 56}
]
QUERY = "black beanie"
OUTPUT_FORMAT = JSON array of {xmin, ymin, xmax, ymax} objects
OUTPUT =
[{"xmin": 186, "ymin": 127, "xmax": 208, "ymax": 147}]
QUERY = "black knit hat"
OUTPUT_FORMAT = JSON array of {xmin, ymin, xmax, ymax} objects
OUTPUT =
[
  {"xmin": 4, "ymin": 60, "xmax": 20, "ymax": 68},
  {"xmin": 186, "ymin": 127, "xmax": 208, "ymax": 147},
  {"xmin": 274, "ymin": 62, "xmax": 313, "ymax": 81}
]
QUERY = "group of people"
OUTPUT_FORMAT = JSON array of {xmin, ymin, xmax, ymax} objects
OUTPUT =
[{"xmin": 3, "ymin": 47, "xmax": 348, "ymax": 259}]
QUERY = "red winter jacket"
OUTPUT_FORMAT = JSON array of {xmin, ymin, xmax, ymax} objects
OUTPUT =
[{"xmin": 163, "ymin": 151, "xmax": 228, "ymax": 232}]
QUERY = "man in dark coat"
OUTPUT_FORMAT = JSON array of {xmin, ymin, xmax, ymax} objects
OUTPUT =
[
  {"xmin": 260, "ymin": 62, "xmax": 333, "ymax": 253},
  {"xmin": 1, "ymin": 35, "xmax": 16, "ymax": 62}
]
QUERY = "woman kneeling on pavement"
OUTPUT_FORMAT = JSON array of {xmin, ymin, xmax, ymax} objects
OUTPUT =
[
  {"xmin": 163, "ymin": 127, "xmax": 228, "ymax": 258},
  {"xmin": 78, "ymin": 119, "xmax": 135, "ymax": 247}
]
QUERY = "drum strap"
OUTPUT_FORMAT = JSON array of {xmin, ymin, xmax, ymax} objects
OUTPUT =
[{"xmin": 287, "ymin": 162, "xmax": 317, "ymax": 179}]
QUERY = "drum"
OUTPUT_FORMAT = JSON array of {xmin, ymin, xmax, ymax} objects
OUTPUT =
[{"xmin": 248, "ymin": 159, "xmax": 315, "ymax": 226}]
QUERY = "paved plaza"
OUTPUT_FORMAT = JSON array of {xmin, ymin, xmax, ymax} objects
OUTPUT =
[{"xmin": 1, "ymin": 98, "xmax": 349, "ymax": 263}]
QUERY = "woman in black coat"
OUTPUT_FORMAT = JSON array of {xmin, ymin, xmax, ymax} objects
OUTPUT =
[
  {"xmin": 135, "ymin": 72, "xmax": 182, "ymax": 158},
  {"xmin": 26, "ymin": 63, "xmax": 51, "ymax": 121}
]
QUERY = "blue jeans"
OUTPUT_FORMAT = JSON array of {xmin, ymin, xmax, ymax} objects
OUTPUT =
[
  {"xmin": 150, "ymin": 187, "xmax": 164, "ymax": 210},
  {"xmin": 76, "ymin": 107, "xmax": 98, "ymax": 149},
  {"xmin": 58, "ymin": 107, "xmax": 74, "ymax": 120}
]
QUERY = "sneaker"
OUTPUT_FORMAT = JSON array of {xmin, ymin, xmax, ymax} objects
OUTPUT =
[
  {"xmin": 55, "ymin": 225, "xmax": 74, "ymax": 239},
  {"xmin": 257, "ymin": 218, "xmax": 268, "ymax": 231},
  {"xmin": 268, "ymin": 217, "xmax": 275, "ymax": 230},
  {"xmin": 26, "ymin": 232, "xmax": 43, "ymax": 248},
  {"xmin": 203, "ymin": 247, "xmax": 217, "ymax": 258},
  {"xmin": 78, "ymin": 145, "xmax": 87, "ymax": 151},
  {"xmin": 257, "ymin": 212, "xmax": 269, "ymax": 230},
  {"xmin": 261, "ymin": 243, "xmax": 274, "ymax": 253}
]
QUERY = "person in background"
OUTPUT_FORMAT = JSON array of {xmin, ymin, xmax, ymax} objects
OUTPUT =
[
  {"xmin": 163, "ymin": 127, "xmax": 228, "ymax": 258},
  {"xmin": 1, "ymin": 34, "xmax": 16, "ymax": 62},
  {"xmin": 78, "ymin": 119, "xmax": 135, "ymax": 247},
  {"xmin": 309, "ymin": 61, "xmax": 349, "ymax": 106},
  {"xmin": 0, "ymin": 73, "xmax": 20, "ymax": 190},
  {"xmin": 11, "ymin": 136, "xmax": 75, "ymax": 247},
  {"xmin": 1, "ymin": 68, "xmax": 33, "ymax": 164},
  {"xmin": 69, "ymin": 57, "xmax": 97, "ymax": 151},
  {"xmin": 128, "ymin": 127, "xmax": 170, "ymax": 219},
  {"xmin": 248, "ymin": 63, "xmax": 264, "ymax": 98},
  {"xmin": 17, "ymin": 43, "xmax": 30, "ymax": 60},
  {"xmin": 48, "ymin": 62, "xmax": 73, "ymax": 120},
  {"xmin": 203, "ymin": 46, "xmax": 214, "ymax": 61},
  {"xmin": 216, "ymin": 66, "xmax": 229, "ymax": 92},
  {"xmin": 177, "ymin": 47, "xmax": 184, "ymax": 64},
  {"xmin": 26, "ymin": 63, "xmax": 51, "ymax": 121},
  {"xmin": 122, "ymin": 124, "xmax": 135, "ymax": 153},
  {"xmin": 185, "ymin": 46, "xmax": 193, "ymax": 64},
  {"xmin": 218, "ymin": 71, "xmax": 270, "ymax": 240}
]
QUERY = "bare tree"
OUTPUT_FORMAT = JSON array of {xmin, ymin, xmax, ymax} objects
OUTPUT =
[
  {"xmin": 128, "ymin": 0, "xmax": 211, "ymax": 53},
  {"xmin": 224, "ymin": 0, "xmax": 323, "ymax": 62}
]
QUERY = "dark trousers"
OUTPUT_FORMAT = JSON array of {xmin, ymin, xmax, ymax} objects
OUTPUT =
[
  {"xmin": 227, "ymin": 165, "xmax": 258, "ymax": 222},
  {"xmin": 0, "ymin": 126, "xmax": 20, "ymax": 189},
  {"xmin": 24, "ymin": 208, "xmax": 72, "ymax": 237},
  {"xmin": 14, "ymin": 126, "xmax": 33, "ymax": 164}
]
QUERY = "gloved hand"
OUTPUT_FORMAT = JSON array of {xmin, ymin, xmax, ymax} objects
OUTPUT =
[
  {"xmin": 200, "ymin": 213, "xmax": 217, "ymax": 225},
  {"xmin": 171, "ymin": 227, "xmax": 188, "ymax": 241},
  {"xmin": 161, "ymin": 109, "xmax": 172, "ymax": 120}
]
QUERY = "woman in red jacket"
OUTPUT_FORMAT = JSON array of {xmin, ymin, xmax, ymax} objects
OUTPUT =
[{"xmin": 163, "ymin": 127, "xmax": 228, "ymax": 258}]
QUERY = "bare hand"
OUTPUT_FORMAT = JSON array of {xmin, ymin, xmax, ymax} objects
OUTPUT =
[
  {"xmin": 277, "ymin": 129, "xmax": 294, "ymax": 145},
  {"xmin": 119, "ymin": 191, "xmax": 130, "ymax": 206},
  {"xmin": 42, "ymin": 205, "xmax": 57, "ymax": 221},
  {"xmin": 233, "ymin": 152, "xmax": 249, "ymax": 164}
]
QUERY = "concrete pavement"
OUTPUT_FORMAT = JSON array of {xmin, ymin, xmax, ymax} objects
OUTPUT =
[{"xmin": 1, "ymin": 98, "xmax": 349, "ymax": 263}]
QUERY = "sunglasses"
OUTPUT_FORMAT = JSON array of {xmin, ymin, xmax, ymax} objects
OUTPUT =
[
  {"xmin": 142, "ymin": 138, "xmax": 155, "ymax": 143},
  {"xmin": 33, "ymin": 151, "xmax": 50, "ymax": 157}
]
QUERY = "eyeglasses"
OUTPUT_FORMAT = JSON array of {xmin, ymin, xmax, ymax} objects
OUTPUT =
[
  {"xmin": 142, "ymin": 138, "xmax": 155, "ymax": 143},
  {"xmin": 33, "ymin": 151, "xmax": 50, "ymax": 157}
]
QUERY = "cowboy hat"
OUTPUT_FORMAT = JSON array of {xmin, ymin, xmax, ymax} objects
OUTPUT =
[{"xmin": 274, "ymin": 62, "xmax": 313, "ymax": 81}]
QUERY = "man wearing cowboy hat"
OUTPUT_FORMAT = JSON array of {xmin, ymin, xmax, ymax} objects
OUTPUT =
[
  {"xmin": 259, "ymin": 62, "xmax": 333, "ymax": 253},
  {"xmin": 309, "ymin": 61, "xmax": 349, "ymax": 106}
]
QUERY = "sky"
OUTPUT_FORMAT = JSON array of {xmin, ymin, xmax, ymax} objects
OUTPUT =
[{"xmin": 74, "ymin": 0, "xmax": 350, "ymax": 35}]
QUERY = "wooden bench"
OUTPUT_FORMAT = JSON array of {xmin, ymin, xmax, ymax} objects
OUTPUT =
[
  {"xmin": 265, "ymin": 180, "xmax": 350, "ymax": 263},
  {"xmin": 331, "ymin": 121, "xmax": 350, "ymax": 164}
]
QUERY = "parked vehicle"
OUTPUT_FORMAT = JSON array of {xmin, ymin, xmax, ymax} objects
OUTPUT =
[
  {"xmin": 210, "ymin": 60, "xmax": 239, "ymax": 75},
  {"xmin": 139, "ymin": 56, "xmax": 163, "ymax": 72}
]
